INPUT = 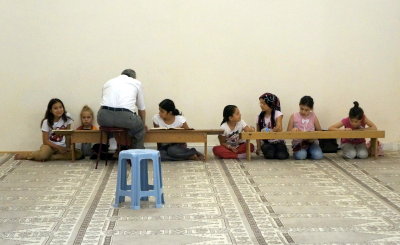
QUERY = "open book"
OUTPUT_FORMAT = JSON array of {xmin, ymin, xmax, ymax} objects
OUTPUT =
[{"xmin": 149, "ymin": 127, "xmax": 194, "ymax": 130}]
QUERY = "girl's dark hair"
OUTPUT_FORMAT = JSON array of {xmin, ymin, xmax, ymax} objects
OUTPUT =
[
  {"xmin": 221, "ymin": 105, "xmax": 238, "ymax": 125},
  {"xmin": 349, "ymin": 101, "xmax": 364, "ymax": 120},
  {"xmin": 258, "ymin": 111, "xmax": 276, "ymax": 130},
  {"xmin": 299, "ymin": 95, "xmax": 314, "ymax": 109},
  {"xmin": 41, "ymin": 98, "xmax": 70, "ymax": 128},
  {"xmin": 257, "ymin": 93, "xmax": 281, "ymax": 130},
  {"xmin": 159, "ymin": 99, "xmax": 181, "ymax": 116}
]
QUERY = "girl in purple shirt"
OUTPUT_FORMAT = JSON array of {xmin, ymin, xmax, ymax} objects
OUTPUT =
[{"xmin": 329, "ymin": 101, "xmax": 377, "ymax": 159}]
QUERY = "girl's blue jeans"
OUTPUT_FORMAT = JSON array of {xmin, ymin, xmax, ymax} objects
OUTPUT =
[{"xmin": 293, "ymin": 142, "xmax": 323, "ymax": 160}]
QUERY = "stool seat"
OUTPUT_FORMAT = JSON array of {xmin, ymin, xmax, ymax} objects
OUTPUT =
[{"xmin": 114, "ymin": 149, "xmax": 164, "ymax": 210}]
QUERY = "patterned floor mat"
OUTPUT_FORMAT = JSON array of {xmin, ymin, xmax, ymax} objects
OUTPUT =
[{"xmin": 0, "ymin": 151, "xmax": 400, "ymax": 244}]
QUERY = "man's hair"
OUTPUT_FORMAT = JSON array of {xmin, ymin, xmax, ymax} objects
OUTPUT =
[{"xmin": 121, "ymin": 69, "xmax": 136, "ymax": 78}]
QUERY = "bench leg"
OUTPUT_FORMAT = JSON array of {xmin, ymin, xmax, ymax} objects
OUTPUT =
[
  {"xmin": 71, "ymin": 143, "xmax": 75, "ymax": 162},
  {"xmin": 204, "ymin": 141, "xmax": 208, "ymax": 162},
  {"xmin": 95, "ymin": 131, "xmax": 103, "ymax": 169},
  {"xmin": 370, "ymin": 138, "xmax": 378, "ymax": 158},
  {"xmin": 246, "ymin": 140, "xmax": 251, "ymax": 161}
]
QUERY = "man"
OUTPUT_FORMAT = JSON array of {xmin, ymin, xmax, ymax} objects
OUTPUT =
[{"xmin": 97, "ymin": 69, "xmax": 146, "ymax": 149}]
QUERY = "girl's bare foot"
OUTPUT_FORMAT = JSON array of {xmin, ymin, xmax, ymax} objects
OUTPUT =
[
  {"xmin": 188, "ymin": 154, "xmax": 199, "ymax": 161},
  {"xmin": 14, "ymin": 154, "xmax": 25, "ymax": 160},
  {"xmin": 196, "ymin": 153, "xmax": 205, "ymax": 161}
]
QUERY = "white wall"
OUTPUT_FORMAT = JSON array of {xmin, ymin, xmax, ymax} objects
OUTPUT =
[{"xmin": 1, "ymin": 0, "xmax": 399, "ymax": 151}]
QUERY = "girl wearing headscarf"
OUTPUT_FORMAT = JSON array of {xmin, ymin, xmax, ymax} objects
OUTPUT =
[{"xmin": 256, "ymin": 93, "xmax": 289, "ymax": 159}]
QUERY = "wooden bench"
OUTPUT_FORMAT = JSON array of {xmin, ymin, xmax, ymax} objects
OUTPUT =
[
  {"xmin": 55, "ymin": 129, "xmax": 223, "ymax": 161},
  {"xmin": 240, "ymin": 130, "xmax": 385, "ymax": 161},
  {"xmin": 54, "ymin": 130, "xmax": 107, "ymax": 161},
  {"xmin": 144, "ymin": 129, "xmax": 222, "ymax": 161}
]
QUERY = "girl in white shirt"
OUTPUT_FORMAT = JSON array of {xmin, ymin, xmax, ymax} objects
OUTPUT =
[
  {"xmin": 15, "ymin": 98, "xmax": 82, "ymax": 161},
  {"xmin": 152, "ymin": 99, "xmax": 204, "ymax": 161},
  {"xmin": 256, "ymin": 93, "xmax": 289, "ymax": 160},
  {"xmin": 213, "ymin": 105, "xmax": 255, "ymax": 159}
]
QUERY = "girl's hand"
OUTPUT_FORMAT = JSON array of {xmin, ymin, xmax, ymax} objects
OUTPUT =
[
  {"xmin": 344, "ymin": 128, "xmax": 352, "ymax": 131},
  {"xmin": 249, "ymin": 126, "xmax": 255, "ymax": 132},
  {"xmin": 225, "ymin": 145, "xmax": 238, "ymax": 153},
  {"xmin": 291, "ymin": 128, "xmax": 300, "ymax": 132},
  {"xmin": 58, "ymin": 146, "xmax": 69, "ymax": 154}
]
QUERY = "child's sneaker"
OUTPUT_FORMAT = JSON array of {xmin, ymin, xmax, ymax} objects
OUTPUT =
[{"xmin": 108, "ymin": 137, "xmax": 117, "ymax": 151}]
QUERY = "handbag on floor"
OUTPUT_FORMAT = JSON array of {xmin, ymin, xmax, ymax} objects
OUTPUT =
[{"xmin": 318, "ymin": 139, "xmax": 339, "ymax": 153}]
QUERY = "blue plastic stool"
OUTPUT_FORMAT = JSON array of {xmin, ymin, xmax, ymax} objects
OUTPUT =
[{"xmin": 114, "ymin": 149, "xmax": 165, "ymax": 210}]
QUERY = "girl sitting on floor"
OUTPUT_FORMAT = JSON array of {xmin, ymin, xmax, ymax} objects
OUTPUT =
[
  {"xmin": 153, "ymin": 99, "xmax": 204, "ymax": 161},
  {"xmin": 329, "ymin": 101, "xmax": 377, "ymax": 159},
  {"xmin": 213, "ymin": 105, "xmax": 255, "ymax": 159},
  {"xmin": 76, "ymin": 105, "xmax": 98, "ymax": 158},
  {"xmin": 287, "ymin": 96, "xmax": 323, "ymax": 160},
  {"xmin": 256, "ymin": 93, "xmax": 289, "ymax": 160},
  {"xmin": 15, "ymin": 98, "xmax": 82, "ymax": 161}
]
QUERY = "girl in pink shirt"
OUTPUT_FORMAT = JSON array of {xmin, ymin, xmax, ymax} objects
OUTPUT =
[
  {"xmin": 287, "ymin": 96, "xmax": 323, "ymax": 160},
  {"xmin": 329, "ymin": 101, "xmax": 377, "ymax": 159}
]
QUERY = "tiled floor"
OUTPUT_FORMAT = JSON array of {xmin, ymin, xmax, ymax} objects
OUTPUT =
[{"xmin": 1, "ymin": 151, "xmax": 400, "ymax": 244}]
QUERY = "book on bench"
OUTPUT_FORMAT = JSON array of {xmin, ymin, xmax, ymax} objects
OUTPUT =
[
  {"xmin": 53, "ymin": 129, "xmax": 74, "ymax": 135},
  {"xmin": 149, "ymin": 127, "xmax": 194, "ymax": 131}
]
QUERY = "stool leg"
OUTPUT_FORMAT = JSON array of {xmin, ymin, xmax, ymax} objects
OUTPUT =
[
  {"xmin": 114, "ymin": 157, "xmax": 126, "ymax": 207},
  {"xmin": 105, "ymin": 133, "xmax": 110, "ymax": 166},
  {"xmin": 131, "ymin": 156, "xmax": 141, "ymax": 210},
  {"xmin": 153, "ymin": 156, "xmax": 164, "ymax": 208},
  {"xmin": 95, "ymin": 130, "xmax": 103, "ymax": 169},
  {"xmin": 125, "ymin": 131, "xmax": 129, "ymax": 148},
  {"xmin": 159, "ymin": 155, "xmax": 165, "ymax": 204},
  {"xmin": 116, "ymin": 132, "xmax": 121, "ymax": 154}
]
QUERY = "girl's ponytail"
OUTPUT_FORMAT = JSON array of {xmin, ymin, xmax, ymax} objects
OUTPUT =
[
  {"xmin": 349, "ymin": 101, "xmax": 364, "ymax": 120},
  {"xmin": 173, "ymin": 108, "xmax": 181, "ymax": 116}
]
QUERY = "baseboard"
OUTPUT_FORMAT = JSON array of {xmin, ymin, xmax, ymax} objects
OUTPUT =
[{"xmin": 382, "ymin": 142, "xmax": 400, "ymax": 151}]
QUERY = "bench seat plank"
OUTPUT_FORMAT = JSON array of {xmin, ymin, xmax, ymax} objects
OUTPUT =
[
  {"xmin": 54, "ymin": 129, "xmax": 223, "ymax": 162},
  {"xmin": 241, "ymin": 130, "xmax": 385, "ymax": 140}
]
